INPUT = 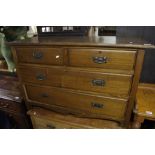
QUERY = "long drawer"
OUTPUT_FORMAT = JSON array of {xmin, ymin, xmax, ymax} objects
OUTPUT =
[
  {"xmin": 28, "ymin": 108, "xmax": 121, "ymax": 129},
  {"xmin": 19, "ymin": 66, "xmax": 132, "ymax": 98},
  {"xmin": 68, "ymin": 48, "xmax": 136, "ymax": 70},
  {"xmin": 25, "ymin": 84, "xmax": 127, "ymax": 121},
  {"xmin": 15, "ymin": 47, "xmax": 64, "ymax": 65}
]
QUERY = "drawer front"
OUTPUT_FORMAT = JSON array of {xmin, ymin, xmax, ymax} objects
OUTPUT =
[
  {"xmin": 28, "ymin": 108, "xmax": 121, "ymax": 129},
  {"xmin": 18, "ymin": 66, "xmax": 63, "ymax": 87},
  {"xmin": 62, "ymin": 70, "xmax": 132, "ymax": 98},
  {"xmin": 31, "ymin": 117, "xmax": 79, "ymax": 129},
  {"xmin": 16, "ymin": 47, "xmax": 64, "ymax": 65},
  {"xmin": 25, "ymin": 85, "xmax": 127, "ymax": 121},
  {"xmin": 19, "ymin": 66, "xmax": 132, "ymax": 98},
  {"xmin": 68, "ymin": 48, "xmax": 136, "ymax": 70},
  {"xmin": 0, "ymin": 99, "xmax": 22, "ymax": 113}
]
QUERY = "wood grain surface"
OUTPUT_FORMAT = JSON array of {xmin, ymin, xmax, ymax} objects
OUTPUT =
[
  {"xmin": 28, "ymin": 108, "xmax": 122, "ymax": 129},
  {"xmin": 25, "ymin": 84, "xmax": 127, "ymax": 121}
]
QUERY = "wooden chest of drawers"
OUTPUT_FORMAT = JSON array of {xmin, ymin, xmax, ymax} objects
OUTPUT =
[{"xmin": 9, "ymin": 36, "xmax": 155, "ymax": 128}]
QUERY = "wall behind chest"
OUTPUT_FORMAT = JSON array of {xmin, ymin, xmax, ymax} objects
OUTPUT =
[{"xmin": 117, "ymin": 26, "xmax": 155, "ymax": 83}]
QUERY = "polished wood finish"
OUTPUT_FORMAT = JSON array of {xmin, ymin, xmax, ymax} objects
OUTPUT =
[
  {"xmin": 9, "ymin": 36, "xmax": 155, "ymax": 128},
  {"xmin": 68, "ymin": 48, "xmax": 136, "ymax": 70},
  {"xmin": 28, "ymin": 108, "xmax": 122, "ymax": 129},
  {"xmin": 25, "ymin": 84, "xmax": 127, "ymax": 121},
  {"xmin": 125, "ymin": 50, "xmax": 145, "ymax": 127},
  {"xmin": 16, "ymin": 47, "xmax": 64, "ymax": 65},
  {"xmin": 0, "ymin": 75, "xmax": 30, "ymax": 128},
  {"xmin": 0, "ymin": 75, "xmax": 21, "ymax": 101},
  {"xmin": 18, "ymin": 65, "xmax": 63, "ymax": 87},
  {"xmin": 18, "ymin": 64, "xmax": 135, "ymax": 75},
  {"xmin": 132, "ymin": 83, "xmax": 155, "ymax": 128},
  {"xmin": 18, "ymin": 65, "xmax": 132, "ymax": 98},
  {"xmin": 61, "ymin": 69, "xmax": 132, "ymax": 98},
  {"xmin": 0, "ymin": 98, "xmax": 22, "ymax": 113},
  {"xmin": 7, "ymin": 36, "xmax": 155, "ymax": 49}
]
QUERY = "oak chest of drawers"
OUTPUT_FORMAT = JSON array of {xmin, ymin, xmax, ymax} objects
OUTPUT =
[{"xmin": 9, "ymin": 36, "xmax": 155, "ymax": 128}]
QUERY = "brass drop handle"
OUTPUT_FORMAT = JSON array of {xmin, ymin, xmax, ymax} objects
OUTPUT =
[
  {"xmin": 46, "ymin": 124, "xmax": 56, "ymax": 129},
  {"xmin": 92, "ymin": 79, "xmax": 105, "ymax": 86},
  {"xmin": 91, "ymin": 102, "xmax": 104, "ymax": 109},
  {"xmin": 33, "ymin": 51, "xmax": 43, "ymax": 59},
  {"xmin": 92, "ymin": 56, "xmax": 107, "ymax": 64},
  {"xmin": 36, "ymin": 74, "xmax": 46, "ymax": 81}
]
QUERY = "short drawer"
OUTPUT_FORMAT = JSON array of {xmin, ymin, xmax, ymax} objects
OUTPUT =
[
  {"xmin": 25, "ymin": 85, "xmax": 127, "ymax": 121},
  {"xmin": 28, "ymin": 108, "xmax": 121, "ymax": 129},
  {"xmin": 62, "ymin": 69, "xmax": 132, "ymax": 98},
  {"xmin": 68, "ymin": 48, "xmax": 136, "ymax": 70},
  {"xmin": 15, "ymin": 47, "xmax": 64, "ymax": 65},
  {"xmin": 18, "ymin": 66, "xmax": 63, "ymax": 87}
]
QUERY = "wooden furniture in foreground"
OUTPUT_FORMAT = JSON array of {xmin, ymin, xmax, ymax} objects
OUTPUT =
[
  {"xmin": 0, "ymin": 59, "xmax": 7, "ymax": 69},
  {"xmin": 0, "ymin": 59, "xmax": 8, "ymax": 73},
  {"xmin": 28, "ymin": 108, "xmax": 121, "ymax": 129},
  {"xmin": 0, "ymin": 75, "xmax": 30, "ymax": 128},
  {"xmin": 8, "ymin": 36, "xmax": 155, "ymax": 128},
  {"xmin": 132, "ymin": 83, "xmax": 155, "ymax": 129}
]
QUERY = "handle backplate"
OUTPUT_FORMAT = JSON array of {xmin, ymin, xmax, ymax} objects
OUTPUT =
[
  {"xmin": 91, "ymin": 102, "xmax": 104, "ymax": 109},
  {"xmin": 33, "ymin": 51, "xmax": 43, "ymax": 59},
  {"xmin": 92, "ymin": 79, "xmax": 105, "ymax": 86},
  {"xmin": 92, "ymin": 56, "xmax": 107, "ymax": 64},
  {"xmin": 36, "ymin": 74, "xmax": 46, "ymax": 81}
]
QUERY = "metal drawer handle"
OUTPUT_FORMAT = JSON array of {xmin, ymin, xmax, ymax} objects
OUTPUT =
[
  {"xmin": 41, "ymin": 93, "xmax": 48, "ymax": 98},
  {"xmin": 92, "ymin": 79, "xmax": 105, "ymax": 86},
  {"xmin": 33, "ymin": 51, "xmax": 43, "ymax": 59},
  {"xmin": 92, "ymin": 56, "xmax": 107, "ymax": 64},
  {"xmin": 46, "ymin": 124, "xmax": 56, "ymax": 129},
  {"xmin": 36, "ymin": 74, "xmax": 46, "ymax": 81},
  {"xmin": 91, "ymin": 102, "xmax": 104, "ymax": 109}
]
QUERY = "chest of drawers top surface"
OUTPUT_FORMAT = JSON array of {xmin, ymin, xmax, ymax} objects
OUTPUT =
[{"xmin": 8, "ymin": 36, "xmax": 155, "ymax": 49}]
